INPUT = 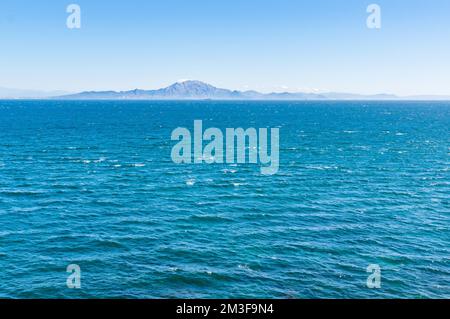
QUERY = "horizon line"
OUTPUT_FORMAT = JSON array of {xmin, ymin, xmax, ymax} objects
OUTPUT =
[{"xmin": 2, "ymin": 80, "xmax": 450, "ymax": 100}]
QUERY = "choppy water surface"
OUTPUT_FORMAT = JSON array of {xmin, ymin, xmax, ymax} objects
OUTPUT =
[{"xmin": 0, "ymin": 100, "xmax": 449, "ymax": 298}]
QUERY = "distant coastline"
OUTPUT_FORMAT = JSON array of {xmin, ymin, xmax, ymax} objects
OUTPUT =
[{"xmin": 2, "ymin": 81, "xmax": 450, "ymax": 101}]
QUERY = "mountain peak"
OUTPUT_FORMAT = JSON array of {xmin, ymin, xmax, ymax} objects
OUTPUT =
[
  {"xmin": 175, "ymin": 79, "xmax": 207, "ymax": 85},
  {"xmin": 170, "ymin": 80, "xmax": 215, "ymax": 89},
  {"xmin": 162, "ymin": 80, "xmax": 222, "ymax": 98}
]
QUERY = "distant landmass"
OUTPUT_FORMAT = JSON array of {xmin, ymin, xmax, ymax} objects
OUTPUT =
[
  {"xmin": 57, "ymin": 81, "xmax": 401, "ymax": 100},
  {"xmin": 2, "ymin": 81, "xmax": 450, "ymax": 100}
]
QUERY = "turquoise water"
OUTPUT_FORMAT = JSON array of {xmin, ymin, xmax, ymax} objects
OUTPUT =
[{"xmin": 0, "ymin": 100, "xmax": 448, "ymax": 298}]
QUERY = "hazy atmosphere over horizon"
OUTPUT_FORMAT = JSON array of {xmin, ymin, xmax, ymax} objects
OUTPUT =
[{"xmin": 1, "ymin": 0, "xmax": 450, "ymax": 96}]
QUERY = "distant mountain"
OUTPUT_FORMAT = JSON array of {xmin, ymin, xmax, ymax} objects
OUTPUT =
[
  {"xmin": 59, "ymin": 81, "xmax": 249, "ymax": 100},
  {"xmin": 0, "ymin": 87, "xmax": 69, "ymax": 99},
  {"xmin": 5, "ymin": 81, "xmax": 449, "ymax": 100},
  {"xmin": 56, "ymin": 80, "xmax": 403, "ymax": 101}
]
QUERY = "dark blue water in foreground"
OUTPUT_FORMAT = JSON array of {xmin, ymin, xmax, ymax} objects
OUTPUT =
[{"xmin": 0, "ymin": 100, "xmax": 449, "ymax": 298}]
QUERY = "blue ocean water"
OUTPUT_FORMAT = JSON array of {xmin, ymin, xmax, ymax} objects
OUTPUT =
[{"xmin": 0, "ymin": 100, "xmax": 448, "ymax": 299}]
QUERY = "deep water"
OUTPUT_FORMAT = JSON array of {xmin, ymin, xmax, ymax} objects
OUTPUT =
[{"xmin": 0, "ymin": 100, "xmax": 448, "ymax": 298}]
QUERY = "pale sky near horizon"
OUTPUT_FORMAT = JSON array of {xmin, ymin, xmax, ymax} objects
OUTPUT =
[{"xmin": 1, "ymin": 0, "xmax": 450, "ymax": 95}]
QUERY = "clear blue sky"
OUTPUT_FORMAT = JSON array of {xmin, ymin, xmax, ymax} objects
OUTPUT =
[{"xmin": 1, "ymin": 0, "xmax": 450, "ymax": 95}]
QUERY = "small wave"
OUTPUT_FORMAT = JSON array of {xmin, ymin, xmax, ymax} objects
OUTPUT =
[
  {"xmin": 189, "ymin": 215, "xmax": 234, "ymax": 223},
  {"xmin": 304, "ymin": 164, "xmax": 338, "ymax": 171},
  {"xmin": 186, "ymin": 179, "xmax": 196, "ymax": 186},
  {"xmin": 222, "ymin": 169, "xmax": 237, "ymax": 174},
  {"xmin": 238, "ymin": 264, "xmax": 253, "ymax": 272},
  {"xmin": 90, "ymin": 238, "xmax": 126, "ymax": 249},
  {"xmin": 164, "ymin": 272, "xmax": 214, "ymax": 286},
  {"xmin": 0, "ymin": 190, "xmax": 46, "ymax": 197}
]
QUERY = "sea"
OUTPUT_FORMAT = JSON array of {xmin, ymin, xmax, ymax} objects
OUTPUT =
[{"xmin": 0, "ymin": 100, "xmax": 448, "ymax": 298}]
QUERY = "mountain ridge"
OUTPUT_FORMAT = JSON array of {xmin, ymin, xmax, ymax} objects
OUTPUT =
[
  {"xmin": 3, "ymin": 81, "xmax": 450, "ymax": 100},
  {"xmin": 56, "ymin": 80, "xmax": 402, "ymax": 101}
]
